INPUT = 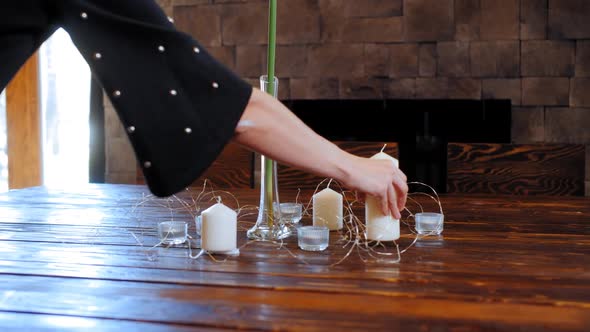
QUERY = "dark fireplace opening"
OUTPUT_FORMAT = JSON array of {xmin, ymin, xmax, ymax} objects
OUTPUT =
[{"xmin": 283, "ymin": 99, "xmax": 512, "ymax": 193}]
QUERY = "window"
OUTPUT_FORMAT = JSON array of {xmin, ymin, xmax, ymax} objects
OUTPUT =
[{"xmin": 39, "ymin": 29, "xmax": 90, "ymax": 188}]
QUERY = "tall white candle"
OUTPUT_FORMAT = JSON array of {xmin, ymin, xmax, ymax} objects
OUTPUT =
[
  {"xmin": 313, "ymin": 187, "xmax": 343, "ymax": 230},
  {"xmin": 201, "ymin": 203, "xmax": 237, "ymax": 252},
  {"xmin": 365, "ymin": 152, "xmax": 400, "ymax": 241}
]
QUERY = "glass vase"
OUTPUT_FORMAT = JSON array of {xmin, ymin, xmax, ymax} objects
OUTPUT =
[{"xmin": 247, "ymin": 76, "xmax": 290, "ymax": 240}]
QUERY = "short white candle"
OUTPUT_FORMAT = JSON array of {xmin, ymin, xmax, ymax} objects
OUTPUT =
[
  {"xmin": 201, "ymin": 203, "xmax": 237, "ymax": 252},
  {"xmin": 365, "ymin": 152, "xmax": 400, "ymax": 241},
  {"xmin": 313, "ymin": 187, "xmax": 343, "ymax": 230}
]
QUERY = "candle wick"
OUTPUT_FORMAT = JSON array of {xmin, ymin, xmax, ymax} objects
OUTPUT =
[
  {"xmin": 380, "ymin": 144, "xmax": 387, "ymax": 153},
  {"xmin": 327, "ymin": 178, "xmax": 333, "ymax": 189},
  {"xmin": 216, "ymin": 196, "xmax": 222, "ymax": 204}
]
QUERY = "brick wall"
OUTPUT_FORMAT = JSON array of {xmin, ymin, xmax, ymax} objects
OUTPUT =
[{"xmin": 104, "ymin": 0, "xmax": 590, "ymax": 195}]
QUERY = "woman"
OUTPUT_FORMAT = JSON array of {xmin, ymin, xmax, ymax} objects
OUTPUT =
[{"xmin": 0, "ymin": 0, "xmax": 408, "ymax": 218}]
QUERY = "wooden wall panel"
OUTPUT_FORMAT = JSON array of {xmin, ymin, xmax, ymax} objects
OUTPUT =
[
  {"xmin": 447, "ymin": 143, "xmax": 585, "ymax": 196},
  {"xmin": 6, "ymin": 53, "xmax": 42, "ymax": 189}
]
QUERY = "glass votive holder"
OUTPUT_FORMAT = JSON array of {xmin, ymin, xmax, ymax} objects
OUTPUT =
[
  {"xmin": 158, "ymin": 221, "xmax": 188, "ymax": 245},
  {"xmin": 415, "ymin": 212, "xmax": 444, "ymax": 235},
  {"xmin": 297, "ymin": 226, "xmax": 329, "ymax": 251},
  {"xmin": 277, "ymin": 202, "xmax": 303, "ymax": 224}
]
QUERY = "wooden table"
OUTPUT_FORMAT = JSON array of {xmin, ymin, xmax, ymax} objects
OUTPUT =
[{"xmin": 0, "ymin": 184, "xmax": 589, "ymax": 331}]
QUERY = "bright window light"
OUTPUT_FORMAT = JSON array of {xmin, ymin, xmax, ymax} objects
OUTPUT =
[{"xmin": 39, "ymin": 28, "xmax": 90, "ymax": 188}]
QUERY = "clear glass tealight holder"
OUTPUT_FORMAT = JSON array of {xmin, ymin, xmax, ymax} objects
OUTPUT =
[
  {"xmin": 415, "ymin": 212, "xmax": 444, "ymax": 235},
  {"xmin": 275, "ymin": 202, "xmax": 303, "ymax": 224},
  {"xmin": 298, "ymin": 226, "xmax": 329, "ymax": 251},
  {"xmin": 158, "ymin": 221, "xmax": 188, "ymax": 245}
]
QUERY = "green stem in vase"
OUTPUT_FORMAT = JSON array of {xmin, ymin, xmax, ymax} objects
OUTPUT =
[
  {"xmin": 264, "ymin": 0, "xmax": 277, "ymax": 229},
  {"xmin": 266, "ymin": 0, "xmax": 277, "ymax": 95}
]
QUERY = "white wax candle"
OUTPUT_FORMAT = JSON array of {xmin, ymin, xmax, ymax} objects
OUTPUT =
[
  {"xmin": 313, "ymin": 187, "xmax": 343, "ymax": 230},
  {"xmin": 365, "ymin": 152, "xmax": 400, "ymax": 241},
  {"xmin": 201, "ymin": 203, "xmax": 237, "ymax": 252}
]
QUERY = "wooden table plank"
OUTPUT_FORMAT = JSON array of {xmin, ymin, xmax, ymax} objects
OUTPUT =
[
  {"xmin": 0, "ymin": 274, "xmax": 588, "ymax": 331},
  {"xmin": 1, "ymin": 256, "xmax": 589, "ymax": 307},
  {"xmin": 0, "ymin": 231, "xmax": 588, "ymax": 282},
  {"xmin": 0, "ymin": 312, "xmax": 225, "ymax": 331}
]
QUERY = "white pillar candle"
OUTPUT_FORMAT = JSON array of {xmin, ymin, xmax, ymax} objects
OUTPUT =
[
  {"xmin": 313, "ymin": 187, "xmax": 343, "ymax": 230},
  {"xmin": 201, "ymin": 203, "xmax": 237, "ymax": 252},
  {"xmin": 365, "ymin": 152, "xmax": 400, "ymax": 241}
]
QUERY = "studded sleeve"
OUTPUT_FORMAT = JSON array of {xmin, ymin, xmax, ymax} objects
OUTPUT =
[{"xmin": 60, "ymin": 0, "xmax": 253, "ymax": 196}]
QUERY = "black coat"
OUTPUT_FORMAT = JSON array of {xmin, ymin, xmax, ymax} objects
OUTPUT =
[{"xmin": 0, "ymin": 0, "xmax": 252, "ymax": 196}]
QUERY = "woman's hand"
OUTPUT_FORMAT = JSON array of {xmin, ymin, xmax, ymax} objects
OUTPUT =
[{"xmin": 340, "ymin": 155, "xmax": 408, "ymax": 219}]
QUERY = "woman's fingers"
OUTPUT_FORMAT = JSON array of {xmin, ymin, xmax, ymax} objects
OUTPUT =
[
  {"xmin": 393, "ymin": 172, "xmax": 408, "ymax": 213},
  {"xmin": 380, "ymin": 189, "xmax": 389, "ymax": 216},
  {"xmin": 342, "ymin": 156, "xmax": 408, "ymax": 220},
  {"xmin": 388, "ymin": 184, "xmax": 401, "ymax": 219},
  {"xmin": 398, "ymin": 189, "xmax": 407, "ymax": 213}
]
